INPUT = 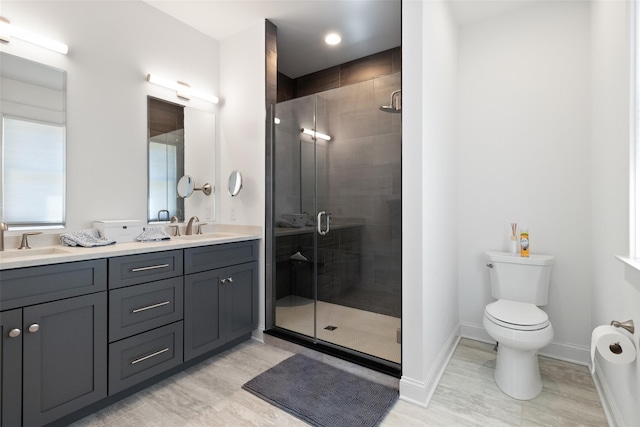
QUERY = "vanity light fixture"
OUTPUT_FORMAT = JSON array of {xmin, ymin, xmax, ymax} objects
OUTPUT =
[
  {"xmin": 146, "ymin": 73, "xmax": 219, "ymax": 104},
  {"xmin": 301, "ymin": 128, "xmax": 331, "ymax": 141},
  {"xmin": 0, "ymin": 17, "xmax": 68, "ymax": 54}
]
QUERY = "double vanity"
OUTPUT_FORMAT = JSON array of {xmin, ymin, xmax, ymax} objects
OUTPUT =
[{"xmin": 0, "ymin": 230, "xmax": 260, "ymax": 426}]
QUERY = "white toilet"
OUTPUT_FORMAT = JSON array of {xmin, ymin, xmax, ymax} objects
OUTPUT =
[{"xmin": 483, "ymin": 251, "xmax": 554, "ymax": 400}]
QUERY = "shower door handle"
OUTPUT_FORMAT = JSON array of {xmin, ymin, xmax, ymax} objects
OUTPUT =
[
  {"xmin": 317, "ymin": 211, "xmax": 332, "ymax": 236},
  {"xmin": 317, "ymin": 211, "xmax": 326, "ymax": 235}
]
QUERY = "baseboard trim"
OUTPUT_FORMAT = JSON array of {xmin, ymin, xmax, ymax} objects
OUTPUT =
[
  {"xmin": 592, "ymin": 361, "xmax": 624, "ymax": 427},
  {"xmin": 460, "ymin": 321, "xmax": 590, "ymax": 365},
  {"xmin": 399, "ymin": 325, "xmax": 461, "ymax": 406},
  {"xmin": 251, "ymin": 326, "xmax": 265, "ymax": 343}
]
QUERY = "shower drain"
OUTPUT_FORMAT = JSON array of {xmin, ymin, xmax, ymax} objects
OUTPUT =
[{"xmin": 324, "ymin": 325, "xmax": 338, "ymax": 331}]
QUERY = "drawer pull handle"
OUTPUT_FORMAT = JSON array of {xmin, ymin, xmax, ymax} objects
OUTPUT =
[
  {"xmin": 131, "ymin": 347, "xmax": 169, "ymax": 365},
  {"xmin": 131, "ymin": 264, "xmax": 169, "ymax": 272},
  {"xmin": 132, "ymin": 301, "xmax": 170, "ymax": 313}
]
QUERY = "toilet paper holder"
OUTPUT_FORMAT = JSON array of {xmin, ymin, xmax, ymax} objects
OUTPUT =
[{"xmin": 610, "ymin": 319, "xmax": 635, "ymax": 334}]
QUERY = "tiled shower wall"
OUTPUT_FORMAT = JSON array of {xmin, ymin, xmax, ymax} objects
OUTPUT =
[
  {"xmin": 278, "ymin": 47, "xmax": 402, "ymax": 101},
  {"xmin": 320, "ymin": 73, "xmax": 402, "ymax": 314},
  {"xmin": 274, "ymin": 72, "xmax": 401, "ymax": 317}
]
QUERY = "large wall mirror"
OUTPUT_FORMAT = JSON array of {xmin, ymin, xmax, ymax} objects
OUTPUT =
[
  {"xmin": 147, "ymin": 96, "xmax": 185, "ymax": 222},
  {"xmin": 0, "ymin": 52, "xmax": 67, "ymax": 227},
  {"xmin": 147, "ymin": 96, "xmax": 216, "ymax": 223}
]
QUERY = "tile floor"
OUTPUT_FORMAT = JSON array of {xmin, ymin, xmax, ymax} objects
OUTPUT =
[{"xmin": 71, "ymin": 337, "xmax": 608, "ymax": 427}]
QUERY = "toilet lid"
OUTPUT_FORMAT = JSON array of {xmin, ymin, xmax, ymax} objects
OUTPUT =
[{"xmin": 485, "ymin": 300, "xmax": 549, "ymax": 331}]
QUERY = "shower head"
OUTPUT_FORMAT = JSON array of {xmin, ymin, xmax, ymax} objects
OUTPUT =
[{"xmin": 380, "ymin": 90, "xmax": 401, "ymax": 113}]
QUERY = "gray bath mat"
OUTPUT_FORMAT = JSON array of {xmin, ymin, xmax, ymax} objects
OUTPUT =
[{"xmin": 242, "ymin": 354, "xmax": 398, "ymax": 427}]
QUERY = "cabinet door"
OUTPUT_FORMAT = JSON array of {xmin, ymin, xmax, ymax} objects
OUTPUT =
[
  {"xmin": 0, "ymin": 309, "xmax": 22, "ymax": 427},
  {"xmin": 184, "ymin": 268, "xmax": 225, "ymax": 361},
  {"xmin": 23, "ymin": 293, "xmax": 107, "ymax": 426},
  {"xmin": 225, "ymin": 262, "xmax": 258, "ymax": 342}
]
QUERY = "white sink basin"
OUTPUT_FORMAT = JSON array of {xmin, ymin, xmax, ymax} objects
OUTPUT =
[{"xmin": 0, "ymin": 247, "xmax": 73, "ymax": 259}]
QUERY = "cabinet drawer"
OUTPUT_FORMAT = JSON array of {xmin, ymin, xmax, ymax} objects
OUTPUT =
[
  {"xmin": 108, "ymin": 321, "xmax": 183, "ymax": 395},
  {"xmin": 184, "ymin": 241, "xmax": 258, "ymax": 274},
  {"xmin": 0, "ymin": 259, "xmax": 107, "ymax": 311},
  {"xmin": 109, "ymin": 277, "xmax": 183, "ymax": 342},
  {"xmin": 109, "ymin": 250, "xmax": 183, "ymax": 289}
]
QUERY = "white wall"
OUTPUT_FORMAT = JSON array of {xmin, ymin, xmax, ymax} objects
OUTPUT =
[
  {"xmin": 457, "ymin": 1, "xmax": 593, "ymax": 364},
  {"xmin": 400, "ymin": 0, "xmax": 460, "ymax": 406},
  {"xmin": 1, "ymin": 1, "xmax": 219, "ymax": 244},
  {"xmin": 591, "ymin": 2, "xmax": 640, "ymax": 426},
  {"xmin": 219, "ymin": 22, "xmax": 266, "ymax": 334}
]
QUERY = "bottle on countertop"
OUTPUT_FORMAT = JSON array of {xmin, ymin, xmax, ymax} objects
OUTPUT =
[{"xmin": 520, "ymin": 227, "xmax": 529, "ymax": 257}]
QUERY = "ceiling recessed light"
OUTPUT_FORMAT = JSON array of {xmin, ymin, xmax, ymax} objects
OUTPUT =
[{"xmin": 325, "ymin": 33, "xmax": 341, "ymax": 45}]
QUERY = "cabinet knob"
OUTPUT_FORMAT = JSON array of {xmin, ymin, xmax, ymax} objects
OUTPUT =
[
  {"xmin": 227, "ymin": 277, "xmax": 233, "ymax": 283},
  {"xmin": 221, "ymin": 278, "xmax": 227, "ymax": 284},
  {"xmin": 8, "ymin": 328, "xmax": 21, "ymax": 338},
  {"xmin": 28, "ymin": 324, "xmax": 40, "ymax": 333}
]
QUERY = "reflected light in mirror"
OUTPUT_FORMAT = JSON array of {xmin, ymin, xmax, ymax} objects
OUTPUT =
[
  {"xmin": 146, "ymin": 73, "xmax": 219, "ymax": 104},
  {"xmin": 0, "ymin": 17, "xmax": 68, "ymax": 54},
  {"xmin": 301, "ymin": 128, "xmax": 331, "ymax": 141}
]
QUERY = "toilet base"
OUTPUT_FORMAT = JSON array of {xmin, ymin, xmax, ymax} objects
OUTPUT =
[{"xmin": 494, "ymin": 345, "xmax": 542, "ymax": 400}]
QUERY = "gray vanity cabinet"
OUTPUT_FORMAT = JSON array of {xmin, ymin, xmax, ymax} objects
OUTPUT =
[
  {"xmin": 0, "ymin": 239, "xmax": 258, "ymax": 426},
  {"xmin": 184, "ymin": 241, "xmax": 258, "ymax": 361},
  {"xmin": 107, "ymin": 251, "xmax": 184, "ymax": 396},
  {"xmin": 22, "ymin": 293, "xmax": 107, "ymax": 426},
  {"xmin": 0, "ymin": 259, "xmax": 108, "ymax": 427},
  {"xmin": 0, "ymin": 309, "xmax": 22, "ymax": 427}
]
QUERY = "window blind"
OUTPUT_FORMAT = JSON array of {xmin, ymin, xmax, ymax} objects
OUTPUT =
[{"xmin": 2, "ymin": 117, "xmax": 65, "ymax": 226}]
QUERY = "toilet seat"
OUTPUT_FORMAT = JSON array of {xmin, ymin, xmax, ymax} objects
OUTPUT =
[{"xmin": 485, "ymin": 300, "xmax": 549, "ymax": 331}]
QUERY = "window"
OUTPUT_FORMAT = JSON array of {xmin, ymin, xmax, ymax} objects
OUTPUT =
[
  {"xmin": 148, "ymin": 138, "xmax": 181, "ymax": 221},
  {"xmin": 1, "ymin": 117, "xmax": 66, "ymax": 226}
]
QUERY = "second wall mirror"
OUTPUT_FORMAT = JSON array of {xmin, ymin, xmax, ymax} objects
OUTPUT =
[{"xmin": 228, "ymin": 170, "xmax": 243, "ymax": 196}]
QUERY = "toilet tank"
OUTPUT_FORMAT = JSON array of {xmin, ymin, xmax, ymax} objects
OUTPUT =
[{"xmin": 485, "ymin": 251, "xmax": 554, "ymax": 305}]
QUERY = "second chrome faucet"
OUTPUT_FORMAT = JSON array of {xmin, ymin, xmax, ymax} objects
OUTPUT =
[
  {"xmin": 19, "ymin": 231, "xmax": 43, "ymax": 249},
  {"xmin": 185, "ymin": 216, "xmax": 200, "ymax": 235}
]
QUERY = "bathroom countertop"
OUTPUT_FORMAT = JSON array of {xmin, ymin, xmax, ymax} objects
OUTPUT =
[{"xmin": 0, "ymin": 229, "xmax": 261, "ymax": 270}]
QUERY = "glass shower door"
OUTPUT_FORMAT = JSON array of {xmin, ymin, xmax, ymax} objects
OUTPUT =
[
  {"xmin": 273, "ymin": 94, "xmax": 318, "ymax": 341},
  {"xmin": 272, "ymin": 73, "xmax": 402, "ymax": 367}
]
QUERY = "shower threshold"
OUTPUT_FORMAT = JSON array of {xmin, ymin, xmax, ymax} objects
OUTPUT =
[{"xmin": 264, "ymin": 328, "xmax": 401, "ymax": 378}]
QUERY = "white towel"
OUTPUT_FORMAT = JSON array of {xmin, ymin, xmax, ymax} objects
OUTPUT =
[
  {"xmin": 60, "ymin": 229, "xmax": 116, "ymax": 247},
  {"xmin": 137, "ymin": 227, "xmax": 171, "ymax": 242}
]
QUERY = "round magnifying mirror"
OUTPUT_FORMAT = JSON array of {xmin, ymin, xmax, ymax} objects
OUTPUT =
[
  {"xmin": 177, "ymin": 175, "xmax": 195, "ymax": 198},
  {"xmin": 228, "ymin": 170, "xmax": 243, "ymax": 197}
]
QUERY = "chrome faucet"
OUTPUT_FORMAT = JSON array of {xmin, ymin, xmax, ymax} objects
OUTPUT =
[
  {"xmin": 168, "ymin": 216, "xmax": 181, "ymax": 236},
  {"xmin": 0, "ymin": 222, "xmax": 8, "ymax": 251},
  {"xmin": 185, "ymin": 216, "xmax": 199, "ymax": 235},
  {"xmin": 19, "ymin": 232, "xmax": 42, "ymax": 250}
]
